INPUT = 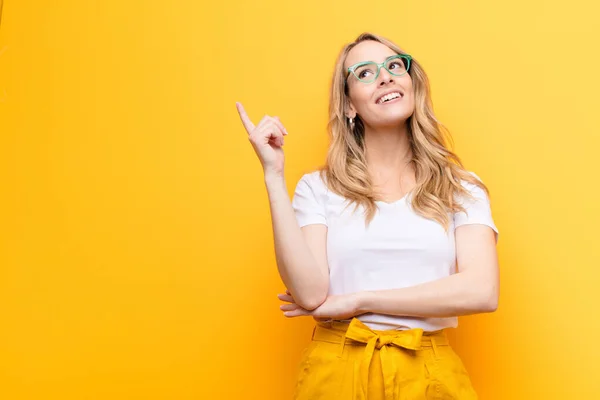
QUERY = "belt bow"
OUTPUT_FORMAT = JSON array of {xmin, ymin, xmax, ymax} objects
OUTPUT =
[{"xmin": 344, "ymin": 318, "xmax": 425, "ymax": 400}]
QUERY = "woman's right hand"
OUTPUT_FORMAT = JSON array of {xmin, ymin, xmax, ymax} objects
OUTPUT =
[{"xmin": 236, "ymin": 102, "xmax": 288, "ymax": 176}]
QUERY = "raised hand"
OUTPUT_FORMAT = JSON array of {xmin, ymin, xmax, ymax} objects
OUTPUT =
[{"xmin": 236, "ymin": 102, "xmax": 288, "ymax": 176}]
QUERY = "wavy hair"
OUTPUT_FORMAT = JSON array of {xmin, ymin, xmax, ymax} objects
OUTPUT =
[{"xmin": 315, "ymin": 32, "xmax": 491, "ymax": 231}]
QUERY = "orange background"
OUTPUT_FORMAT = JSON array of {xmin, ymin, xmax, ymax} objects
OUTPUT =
[{"xmin": 1, "ymin": 1, "xmax": 599, "ymax": 399}]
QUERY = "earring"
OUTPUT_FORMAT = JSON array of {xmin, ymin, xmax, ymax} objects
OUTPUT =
[{"xmin": 348, "ymin": 117, "xmax": 354, "ymax": 125}]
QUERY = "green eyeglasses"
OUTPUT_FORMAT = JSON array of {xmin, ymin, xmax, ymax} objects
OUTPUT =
[{"xmin": 346, "ymin": 54, "xmax": 412, "ymax": 84}]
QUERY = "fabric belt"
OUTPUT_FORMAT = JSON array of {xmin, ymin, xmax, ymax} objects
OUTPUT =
[{"xmin": 312, "ymin": 318, "xmax": 449, "ymax": 400}]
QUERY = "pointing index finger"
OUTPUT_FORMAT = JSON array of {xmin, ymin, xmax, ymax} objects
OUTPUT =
[{"xmin": 236, "ymin": 102, "xmax": 255, "ymax": 134}]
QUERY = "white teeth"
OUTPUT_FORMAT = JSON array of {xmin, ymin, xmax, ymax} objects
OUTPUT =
[{"xmin": 377, "ymin": 92, "xmax": 401, "ymax": 104}]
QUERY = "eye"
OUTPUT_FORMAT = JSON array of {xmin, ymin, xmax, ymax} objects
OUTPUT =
[
  {"xmin": 359, "ymin": 69, "xmax": 373, "ymax": 79},
  {"xmin": 355, "ymin": 64, "xmax": 376, "ymax": 79},
  {"xmin": 389, "ymin": 61, "xmax": 404, "ymax": 70}
]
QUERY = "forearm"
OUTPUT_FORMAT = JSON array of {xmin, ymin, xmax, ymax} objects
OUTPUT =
[
  {"xmin": 357, "ymin": 271, "xmax": 498, "ymax": 318},
  {"xmin": 264, "ymin": 172, "xmax": 328, "ymax": 310}
]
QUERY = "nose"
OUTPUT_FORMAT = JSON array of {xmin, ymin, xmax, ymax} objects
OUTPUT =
[{"xmin": 378, "ymin": 66, "xmax": 394, "ymax": 86}]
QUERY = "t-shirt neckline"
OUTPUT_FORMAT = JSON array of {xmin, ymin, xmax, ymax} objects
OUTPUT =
[{"xmin": 375, "ymin": 190, "xmax": 413, "ymax": 206}]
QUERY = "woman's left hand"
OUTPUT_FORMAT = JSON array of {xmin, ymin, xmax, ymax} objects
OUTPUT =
[{"xmin": 277, "ymin": 290, "xmax": 362, "ymax": 320}]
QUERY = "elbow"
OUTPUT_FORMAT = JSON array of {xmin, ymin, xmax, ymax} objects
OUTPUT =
[
  {"xmin": 296, "ymin": 285, "xmax": 328, "ymax": 311},
  {"xmin": 483, "ymin": 297, "xmax": 498, "ymax": 313},
  {"xmin": 469, "ymin": 272, "xmax": 498, "ymax": 313},
  {"xmin": 298, "ymin": 292, "xmax": 327, "ymax": 311},
  {"xmin": 299, "ymin": 298, "xmax": 324, "ymax": 311},
  {"xmin": 479, "ymin": 288, "xmax": 499, "ymax": 313}
]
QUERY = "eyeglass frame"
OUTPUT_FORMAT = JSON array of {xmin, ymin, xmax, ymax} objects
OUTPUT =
[{"xmin": 345, "ymin": 54, "xmax": 413, "ymax": 84}]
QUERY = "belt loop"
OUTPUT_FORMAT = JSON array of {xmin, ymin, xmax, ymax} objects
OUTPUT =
[
  {"xmin": 339, "ymin": 328, "xmax": 347, "ymax": 359},
  {"xmin": 431, "ymin": 336, "xmax": 439, "ymax": 359}
]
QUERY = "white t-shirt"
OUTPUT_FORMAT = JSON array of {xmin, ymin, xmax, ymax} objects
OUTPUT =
[{"xmin": 291, "ymin": 170, "xmax": 499, "ymax": 331}]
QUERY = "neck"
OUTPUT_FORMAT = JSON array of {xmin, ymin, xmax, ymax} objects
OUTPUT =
[{"xmin": 363, "ymin": 122, "xmax": 413, "ymax": 178}]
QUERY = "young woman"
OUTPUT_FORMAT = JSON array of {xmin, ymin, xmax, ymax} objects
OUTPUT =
[{"xmin": 236, "ymin": 32, "xmax": 499, "ymax": 400}]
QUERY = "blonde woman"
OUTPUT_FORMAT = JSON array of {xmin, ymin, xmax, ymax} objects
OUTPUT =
[{"xmin": 236, "ymin": 32, "xmax": 499, "ymax": 400}]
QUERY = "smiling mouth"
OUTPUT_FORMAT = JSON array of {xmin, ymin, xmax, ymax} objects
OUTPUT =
[{"xmin": 376, "ymin": 92, "xmax": 403, "ymax": 105}]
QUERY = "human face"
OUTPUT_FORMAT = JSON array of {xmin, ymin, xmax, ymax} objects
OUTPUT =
[{"xmin": 344, "ymin": 41, "xmax": 415, "ymax": 129}]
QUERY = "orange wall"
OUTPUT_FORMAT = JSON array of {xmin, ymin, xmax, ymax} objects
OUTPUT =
[{"xmin": 1, "ymin": 1, "xmax": 599, "ymax": 399}]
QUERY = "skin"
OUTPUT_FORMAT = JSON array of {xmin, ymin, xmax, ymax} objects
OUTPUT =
[
  {"xmin": 278, "ymin": 40, "xmax": 499, "ymax": 321},
  {"xmin": 346, "ymin": 40, "xmax": 417, "ymax": 201}
]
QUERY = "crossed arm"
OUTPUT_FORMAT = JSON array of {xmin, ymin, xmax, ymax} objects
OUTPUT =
[{"xmin": 278, "ymin": 224, "xmax": 499, "ymax": 320}]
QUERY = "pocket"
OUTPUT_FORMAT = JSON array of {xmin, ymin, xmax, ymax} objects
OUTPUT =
[
  {"xmin": 293, "ymin": 341, "xmax": 320, "ymax": 392},
  {"xmin": 293, "ymin": 341, "xmax": 353, "ymax": 400},
  {"xmin": 438, "ymin": 346, "xmax": 472, "ymax": 376},
  {"xmin": 428, "ymin": 346, "xmax": 479, "ymax": 400}
]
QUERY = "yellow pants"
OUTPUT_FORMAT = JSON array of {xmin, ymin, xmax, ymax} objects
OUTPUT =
[{"xmin": 293, "ymin": 317, "xmax": 478, "ymax": 400}]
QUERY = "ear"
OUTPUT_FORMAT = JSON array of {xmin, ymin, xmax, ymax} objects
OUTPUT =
[{"xmin": 346, "ymin": 102, "xmax": 357, "ymax": 119}]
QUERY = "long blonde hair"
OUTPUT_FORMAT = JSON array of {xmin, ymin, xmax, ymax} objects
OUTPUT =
[{"xmin": 315, "ymin": 32, "xmax": 491, "ymax": 230}]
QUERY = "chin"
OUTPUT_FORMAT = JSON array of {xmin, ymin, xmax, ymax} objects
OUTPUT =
[{"xmin": 375, "ymin": 110, "xmax": 413, "ymax": 127}]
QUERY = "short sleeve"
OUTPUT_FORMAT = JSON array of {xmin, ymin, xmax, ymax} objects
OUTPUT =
[
  {"xmin": 291, "ymin": 172, "xmax": 328, "ymax": 227},
  {"xmin": 454, "ymin": 172, "xmax": 499, "ymax": 243}
]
